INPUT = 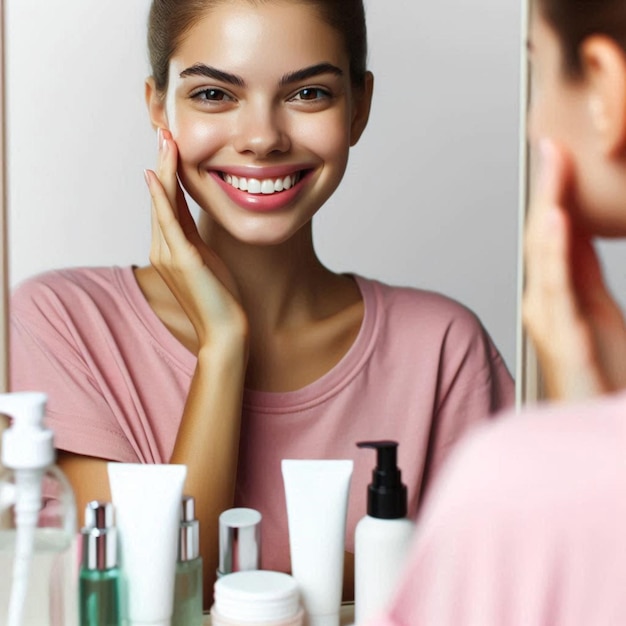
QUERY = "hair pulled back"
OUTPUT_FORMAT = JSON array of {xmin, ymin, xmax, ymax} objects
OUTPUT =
[
  {"xmin": 538, "ymin": 0, "xmax": 626, "ymax": 78},
  {"xmin": 148, "ymin": 0, "xmax": 368, "ymax": 93}
]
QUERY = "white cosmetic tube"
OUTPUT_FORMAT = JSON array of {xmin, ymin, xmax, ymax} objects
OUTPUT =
[
  {"xmin": 108, "ymin": 463, "xmax": 187, "ymax": 626},
  {"xmin": 281, "ymin": 460, "xmax": 353, "ymax": 626}
]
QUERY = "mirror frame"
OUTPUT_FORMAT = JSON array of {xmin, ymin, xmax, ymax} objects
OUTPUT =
[
  {"xmin": 0, "ymin": 0, "xmax": 7, "ymax": 395},
  {"xmin": 515, "ymin": 0, "xmax": 542, "ymax": 406}
]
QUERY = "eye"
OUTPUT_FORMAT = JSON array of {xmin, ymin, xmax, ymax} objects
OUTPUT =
[
  {"xmin": 191, "ymin": 88, "xmax": 233, "ymax": 103},
  {"xmin": 290, "ymin": 87, "xmax": 331, "ymax": 102}
]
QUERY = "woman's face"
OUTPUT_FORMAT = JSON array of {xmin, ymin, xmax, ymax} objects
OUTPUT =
[
  {"xmin": 528, "ymin": 5, "xmax": 626, "ymax": 236},
  {"xmin": 149, "ymin": 0, "xmax": 371, "ymax": 246}
]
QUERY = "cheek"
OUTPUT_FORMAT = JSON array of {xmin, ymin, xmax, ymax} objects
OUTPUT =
[
  {"xmin": 293, "ymin": 109, "xmax": 351, "ymax": 165},
  {"xmin": 170, "ymin": 115, "xmax": 228, "ymax": 166}
]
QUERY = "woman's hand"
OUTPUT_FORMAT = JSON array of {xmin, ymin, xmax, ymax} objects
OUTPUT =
[
  {"xmin": 144, "ymin": 128, "xmax": 248, "ymax": 349},
  {"xmin": 522, "ymin": 139, "xmax": 626, "ymax": 400}
]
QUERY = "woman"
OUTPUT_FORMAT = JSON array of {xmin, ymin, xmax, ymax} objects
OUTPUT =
[
  {"xmin": 9, "ymin": 0, "xmax": 513, "ymax": 604},
  {"xmin": 370, "ymin": 0, "xmax": 626, "ymax": 623}
]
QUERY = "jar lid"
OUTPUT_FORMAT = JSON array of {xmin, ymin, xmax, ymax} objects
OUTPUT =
[
  {"xmin": 214, "ymin": 570, "xmax": 300, "ymax": 622},
  {"xmin": 218, "ymin": 507, "xmax": 262, "ymax": 575}
]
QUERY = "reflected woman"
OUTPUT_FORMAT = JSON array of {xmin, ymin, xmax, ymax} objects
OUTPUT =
[
  {"xmin": 9, "ymin": 0, "xmax": 513, "ymax": 606},
  {"xmin": 369, "ymin": 0, "xmax": 626, "ymax": 623}
]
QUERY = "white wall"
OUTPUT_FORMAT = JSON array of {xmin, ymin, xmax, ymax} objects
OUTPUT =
[{"xmin": 6, "ymin": 0, "xmax": 521, "ymax": 373}]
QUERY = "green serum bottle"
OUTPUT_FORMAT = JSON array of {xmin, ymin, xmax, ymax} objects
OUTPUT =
[
  {"xmin": 172, "ymin": 495, "xmax": 203, "ymax": 626},
  {"xmin": 79, "ymin": 501, "xmax": 123, "ymax": 626}
]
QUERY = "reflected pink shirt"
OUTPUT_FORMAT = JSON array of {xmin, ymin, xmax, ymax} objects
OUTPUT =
[
  {"xmin": 10, "ymin": 266, "xmax": 513, "ymax": 573},
  {"xmin": 373, "ymin": 395, "xmax": 626, "ymax": 626}
]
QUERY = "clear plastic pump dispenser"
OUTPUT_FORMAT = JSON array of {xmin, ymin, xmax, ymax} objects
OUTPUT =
[{"xmin": 0, "ymin": 391, "xmax": 78, "ymax": 626}]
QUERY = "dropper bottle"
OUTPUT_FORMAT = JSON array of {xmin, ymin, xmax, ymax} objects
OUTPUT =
[
  {"xmin": 172, "ymin": 495, "xmax": 203, "ymax": 626},
  {"xmin": 354, "ymin": 440, "xmax": 416, "ymax": 624},
  {"xmin": 79, "ymin": 501, "xmax": 122, "ymax": 626}
]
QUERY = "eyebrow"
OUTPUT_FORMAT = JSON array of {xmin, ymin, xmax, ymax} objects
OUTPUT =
[
  {"xmin": 179, "ymin": 63, "xmax": 245, "ymax": 86},
  {"xmin": 178, "ymin": 62, "xmax": 344, "ymax": 87}
]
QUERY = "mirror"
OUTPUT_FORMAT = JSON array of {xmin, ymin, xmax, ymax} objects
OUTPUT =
[{"xmin": 5, "ymin": 0, "xmax": 525, "ymax": 392}]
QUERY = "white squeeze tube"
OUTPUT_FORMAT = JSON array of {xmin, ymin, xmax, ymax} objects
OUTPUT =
[
  {"xmin": 281, "ymin": 460, "xmax": 353, "ymax": 626},
  {"xmin": 108, "ymin": 463, "xmax": 187, "ymax": 626}
]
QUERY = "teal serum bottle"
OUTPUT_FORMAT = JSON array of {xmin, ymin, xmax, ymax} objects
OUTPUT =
[
  {"xmin": 172, "ymin": 495, "xmax": 203, "ymax": 626},
  {"xmin": 79, "ymin": 501, "xmax": 122, "ymax": 626}
]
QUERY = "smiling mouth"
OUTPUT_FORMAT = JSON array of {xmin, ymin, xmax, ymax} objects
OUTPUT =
[{"xmin": 220, "ymin": 171, "xmax": 305, "ymax": 195}]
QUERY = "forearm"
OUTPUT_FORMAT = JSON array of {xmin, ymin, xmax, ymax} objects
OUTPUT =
[{"xmin": 170, "ymin": 337, "xmax": 248, "ymax": 607}]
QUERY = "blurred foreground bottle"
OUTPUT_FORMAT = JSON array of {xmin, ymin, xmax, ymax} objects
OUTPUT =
[{"xmin": 0, "ymin": 391, "xmax": 78, "ymax": 626}]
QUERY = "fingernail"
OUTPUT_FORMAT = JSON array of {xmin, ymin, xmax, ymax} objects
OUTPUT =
[
  {"xmin": 157, "ymin": 128, "xmax": 163, "ymax": 149},
  {"xmin": 143, "ymin": 169, "xmax": 150, "ymax": 186}
]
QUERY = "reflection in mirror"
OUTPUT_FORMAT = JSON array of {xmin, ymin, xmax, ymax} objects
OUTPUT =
[
  {"xmin": 6, "ymin": 0, "xmax": 521, "ymax": 372},
  {"xmin": 5, "ymin": 0, "xmax": 522, "ymax": 607}
]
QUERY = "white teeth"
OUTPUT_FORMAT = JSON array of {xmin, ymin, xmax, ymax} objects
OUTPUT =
[
  {"xmin": 222, "ymin": 172, "xmax": 301, "ymax": 194},
  {"xmin": 247, "ymin": 179, "xmax": 262, "ymax": 194},
  {"xmin": 261, "ymin": 180, "xmax": 274, "ymax": 194}
]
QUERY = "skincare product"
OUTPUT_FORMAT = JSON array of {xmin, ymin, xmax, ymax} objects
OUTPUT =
[
  {"xmin": 211, "ymin": 570, "xmax": 304, "ymax": 626},
  {"xmin": 354, "ymin": 441, "xmax": 415, "ymax": 624},
  {"xmin": 107, "ymin": 463, "xmax": 186, "ymax": 626},
  {"xmin": 0, "ymin": 391, "xmax": 78, "ymax": 626},
  {"xmin": 218, "ymin": 508, "xmax": 262, "ymax": 578},
  {"xmin": 282, "ymin": 460, "xmax": 353, "ymax": 626},
  {"xmin": 172, "ymin": 495, "xmax": 202, "ymax": 626},
  {"xmin": 79, "ymin": 501, "xmax": 122, "ymax": 626}
]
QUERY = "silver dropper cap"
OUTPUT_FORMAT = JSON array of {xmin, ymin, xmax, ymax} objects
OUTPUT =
[
  {"xmin": 178, "ymin": 495, "xmax": 200, "ymax": 562},
  {"xmin": 81, "ymin": 500, "xmax": 117, "ymax": 571},
  {"xmin": 218, "ymin": 507, "xmax": 262, "ymax": 577}
]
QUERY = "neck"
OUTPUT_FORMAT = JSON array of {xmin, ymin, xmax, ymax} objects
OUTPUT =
[{"xmin": 197, "ymin": 213, "xmax": 338, "ymax": 331}]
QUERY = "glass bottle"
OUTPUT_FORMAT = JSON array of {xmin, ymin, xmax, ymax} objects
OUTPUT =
[
  {"xmin": 172, "ymin": 495, "xmax": 203, "ymax": 626},
  {"xmin": 79, "ymin": 501, "xmax": 122, "ymax": 626}
]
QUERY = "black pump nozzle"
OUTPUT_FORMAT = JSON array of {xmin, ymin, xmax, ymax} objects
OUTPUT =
[{"xmin": 357, "ymin": 440, "xmax": 407, "ymax": 519}]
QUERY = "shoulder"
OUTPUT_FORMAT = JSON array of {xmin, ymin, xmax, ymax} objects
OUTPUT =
[
  {"xmin": 10, "ymin": 266, "xmax": 136, "ymax": 340},
  {"xmin": 440, "ymin": 393, "xmax": 626, "ymax": 505},
  {"xmin": 11, "ymin": 266, "xmax": 129, "ymax": 313},
  {"xmin": 356, "ymin": 274, "xmax": 488, "ymax": 342}
]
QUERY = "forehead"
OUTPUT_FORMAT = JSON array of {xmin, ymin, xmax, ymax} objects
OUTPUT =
[{"xmin": 171, "ymin": 1, "xmax": 349, "ymax": 78}]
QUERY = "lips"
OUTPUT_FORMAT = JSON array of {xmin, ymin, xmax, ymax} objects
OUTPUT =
[
  {"xmin": 221, "ymin": 171, "xmax": 303, "ymax": 195},
  {"xmin": 210, "ymin": 168, "xmax": 312, "ymax": 212}
]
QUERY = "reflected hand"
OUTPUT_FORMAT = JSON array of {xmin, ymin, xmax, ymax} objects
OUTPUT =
[
  {"xmin": 144, "ymin": 128, "xmax": 248, "ymax": 349},
  {"xmin": 522, "ymin": 139, "xmax": 626, "ymax": 400}
]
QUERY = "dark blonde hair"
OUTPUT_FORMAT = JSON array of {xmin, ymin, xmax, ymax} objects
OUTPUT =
[
  {"xmin": 147, "ymin": 0, "xmax": 368, "ymax": 92},
  {"xmin": 538, "ymin": 0, "xmax": 626, "ymax": 78}
]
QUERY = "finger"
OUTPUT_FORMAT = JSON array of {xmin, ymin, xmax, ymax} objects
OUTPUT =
[
  {"xmin": 174, "ymin": 179, "xmax": 202, "ymax": 243},
  {"xmin": 144, "ymin": 168, "xmax": 196, "ymax": 260},
  {"xmin": 156, "ymin": 128, "xmax": 180, "ymax": 217}
]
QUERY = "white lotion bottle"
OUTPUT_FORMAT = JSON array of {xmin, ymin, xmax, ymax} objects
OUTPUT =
[{"xmin": 354, "ymin": 440, "xmax": 416, "ymax": 625}]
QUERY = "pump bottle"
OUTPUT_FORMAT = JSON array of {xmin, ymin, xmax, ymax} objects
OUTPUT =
[
  {"xmin": 0, "ymin": 391, "xmax": 78, "ymax": 626},
  {"xmin": 354, "ymin": 440, "xmax": 416, "ymax": 625}
]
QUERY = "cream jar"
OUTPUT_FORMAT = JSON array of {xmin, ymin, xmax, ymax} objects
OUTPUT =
[{"xmin": 211, "ymin": 570, "xmax": 304, "ymax": 626}]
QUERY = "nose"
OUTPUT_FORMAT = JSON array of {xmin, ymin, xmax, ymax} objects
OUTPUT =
[{"xmin": 232, "ymin": 100, "xmax": 291, "ymax": 157}]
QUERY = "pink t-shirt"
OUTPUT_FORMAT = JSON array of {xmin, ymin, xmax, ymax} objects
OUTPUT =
[
  {"xmin": 374, "ymin": 394, "xmax": 626, "ymax": 626},
  {"xmin": 10, "ymin": 266, "xmax": 513, "ymax": 572}
]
